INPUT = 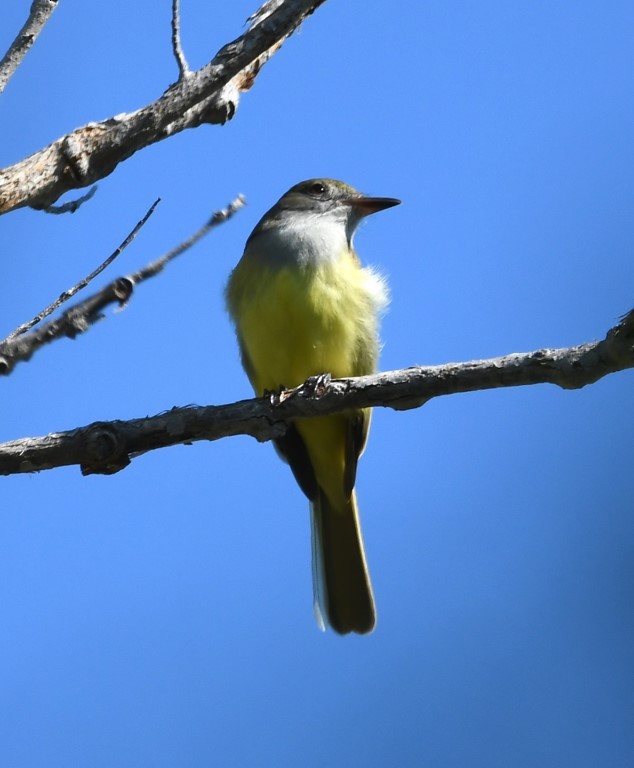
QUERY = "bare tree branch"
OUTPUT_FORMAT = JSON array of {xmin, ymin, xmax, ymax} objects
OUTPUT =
[
  {"xmin": 1, "ymin": 309, "xmax": 632, "ymax": 477},
  {"xmin": 0, "ymin": 195, "xmax": 245, "ymax": 375},
  {"xmin": 0, "ymin": 0, "xmax": 326, "ymax": 216},
  {"xmin": 0, "ymin": 0, "xmax": 59, "ymax": 94},
  {"xmin": 3, "ymin": 199, "xmax": 160, "ymax": 344},
  {"xmin": 171, "ymin": 0, "xmax": 191, "ymax": 80}
]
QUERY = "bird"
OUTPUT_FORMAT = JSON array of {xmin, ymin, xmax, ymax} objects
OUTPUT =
[{"xmin": 225, "ymin": 178, "xmax": 400, "ymax": 634}]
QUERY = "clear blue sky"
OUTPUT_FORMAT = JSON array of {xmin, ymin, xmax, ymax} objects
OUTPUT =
[{"xmin": 1, "ymin": 1, "xmax": 633, "ymax": 766}]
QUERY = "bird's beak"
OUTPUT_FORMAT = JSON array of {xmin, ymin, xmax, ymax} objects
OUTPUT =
[{"xmin": 348, "ymin": 195, "xmax": 401, "ymax": 216}]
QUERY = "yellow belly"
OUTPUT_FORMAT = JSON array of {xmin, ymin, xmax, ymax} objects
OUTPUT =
[
  {"xmin": 228, "ymin": 252, "xmax": 383, "ymax": 395},
  {"xmin": 227, "ymin": 249, "xmax": 386, "ymax": 510}
]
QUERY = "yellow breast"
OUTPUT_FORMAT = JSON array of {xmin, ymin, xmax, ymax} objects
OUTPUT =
[{"xmin": 227, "ymin": 249, "xmax": 387, "ymax": 396}]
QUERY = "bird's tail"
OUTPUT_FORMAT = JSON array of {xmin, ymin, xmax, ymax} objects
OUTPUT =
[{"xmin": 310, "ymin": 489, "xmax": 376, "ymax": 635}]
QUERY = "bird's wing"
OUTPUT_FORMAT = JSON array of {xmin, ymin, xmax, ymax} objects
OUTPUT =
[
  {"xmin": 274, "ymin": 426, "xmax": 319, "ymax": 502},
  {"xmin": 344, "ymin": 409, "xmax": 371, "ymax": 498}
]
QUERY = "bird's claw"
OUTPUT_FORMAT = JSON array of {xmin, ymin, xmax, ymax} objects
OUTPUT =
[{"xmin": 304, "ymin": 372, "xmax": 332, "ymax": 396}]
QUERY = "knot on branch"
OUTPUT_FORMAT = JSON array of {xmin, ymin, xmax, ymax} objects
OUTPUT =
[
  {"xmin": 110, "ymin": 277, "xmax": 135, "ymax": 307},
  {"xmin": 60, "ymin": 132, "xmax": 91, "ymax": 183},
  {"xmin": 80, "ymin": 423, "xmax": 131, "ymax": 476}
]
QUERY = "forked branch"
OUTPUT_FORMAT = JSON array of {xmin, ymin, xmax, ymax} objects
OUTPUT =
[
  {"xmin": 0, "ymin": 195, "xmax": 244, "ymax": 375},
  {"xmin": 0, "ymin": 0, "xmax": 326, "ymax": 215}
]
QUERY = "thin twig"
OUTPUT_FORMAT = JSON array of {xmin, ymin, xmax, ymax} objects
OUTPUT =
[
  {"xmin": 4, "ymin": 199, "xmax": 160, "ymax": 342},
  {"xmin": 0, "ymin": 195, "xmax": 244, "ymax": 374},
  {"xmin": 43, "ymin": 186, "xmax": 98, "ymax": 214},
  {"xmin": 171, "ymin": 0, "xmax": 190, "ymax": 80},
  {"xmin": 131, "ymin": 193, "xmax": 245, "ymax": 282},
  {"xmin": 0, "ymin": 0, "xmax": 59, "ymax": 94}
]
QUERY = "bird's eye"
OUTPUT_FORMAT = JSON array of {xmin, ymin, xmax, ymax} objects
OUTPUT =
[{"xmin": 309, "ymin": 182, "xmax": 326, "ymax": 195}]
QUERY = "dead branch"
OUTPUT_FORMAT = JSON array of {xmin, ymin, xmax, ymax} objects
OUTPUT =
[
  {"xmin": 0, "ymin": 0, "xmax": 59, "ymax": 94},
  {"xmin": 0, "ymin": 0, "xmax": 326, "ymax": 215},
  {"xmin": 0, "ymin": 195, "xmax": 245, "ymax": 375},
  {"xmin": 171, "ymin": 0, "xmax": 191, "ymax": 81},
  {"xmin": 2, "ymin": 199, "xmax": 160, "ymax": 344},
  {"xmin": 129, "ymin": 194, "xmax": 245, "ymax": 283},
  {"xmin": 1, "ymin": 309, "xmax": 632, "ymax": 476}
]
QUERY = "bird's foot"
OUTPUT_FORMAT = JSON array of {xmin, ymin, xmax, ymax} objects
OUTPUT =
[
  {"xmin": 264, "ymin": 384, "xmax": 287, "ymax": 405},
  {"xmin": 303, "ymin": 372, "xmax": 332, "ymax": 397}
]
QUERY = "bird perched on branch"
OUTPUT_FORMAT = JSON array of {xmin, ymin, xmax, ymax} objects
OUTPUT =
[{"xmin": 226, "ymin": 178, "xmax": 400, "ymax": 634}]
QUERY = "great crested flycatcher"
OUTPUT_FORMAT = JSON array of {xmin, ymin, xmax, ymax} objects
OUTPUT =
[{"xmin": 226, "ymin": 178, "xmax": 400, "ymax": 634}]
